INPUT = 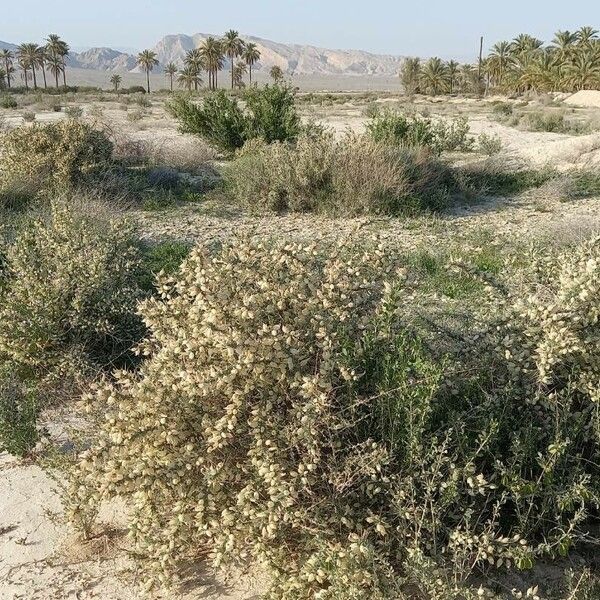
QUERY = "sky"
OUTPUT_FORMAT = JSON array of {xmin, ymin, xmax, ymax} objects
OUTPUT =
[{"xmin": 2, "ymin": 0, "xmax": 598, "ymax": 60}]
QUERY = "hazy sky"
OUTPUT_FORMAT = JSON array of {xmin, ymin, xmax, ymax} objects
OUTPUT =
[{"xmin": 3, "ymin": 0, "xmax": 598, "ymax": 59}]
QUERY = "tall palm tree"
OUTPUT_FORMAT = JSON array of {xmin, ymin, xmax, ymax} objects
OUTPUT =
[
  {"xmin": 137, "ymin": 49, "xmax": 159, "ymax": 93},
  {"xmin": 0, "ymin": 50, "xmax": 14, "ymax": 88},
  {"xmin": 177, "ymin": 65, "xmax": 202, "ymax": 91},
  {"xmin": 36, "ymin": 46, "xmax": 48, "ymax": 89},
  {"xmin": 164, "ymin": 62, "xmax": 178, "ymax": 92},
  {"xmin": 222, "ymin": 30, "xmax": 245, "ymax": 89},
  {"xmin": 576, "ymin": 26, "xmax": 599, "ymax": 49},
  {"xmin": 420, "ymin": 57, "xmax": 449, "ymax": 96},
  {"xmin": 566, "ymin": 51, "xmax": 600, "ymax": 90},
  {"xmin": 17, "ymin": 43, "xmax": 40, "ymax": 90},
  {"xmin": 447, "ymin": 60, "xmax": 460, "ymax": 93},
  {"xmin": 46, "ymin": 34, "xmax": 69, "ymax": 88},
  {"xmin": 184, "ymin": 49, "xmax": 204, "ymax": 90},
  {"xmin": 199, "ymin": 37, "xmax": 224, "ymax": 90},
  {"xmin": 242, "ymin": 42, "xmax": 260, "ymax": 85},
  {"xmin": 488, "ymin": 41, "xmax": 512, "ymax": 87},
  {"xmin": 110, "ymin": 73, "xmax": 122, "ymax": 92}
]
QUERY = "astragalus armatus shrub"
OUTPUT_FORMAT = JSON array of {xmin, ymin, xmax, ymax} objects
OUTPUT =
[
  {"xmin": 69, "ymin": 235, "xmax": 600, "ymax": 599},
  {"xmin": 70, "ymin": 238, "xmax": 403, "ymax": 596}
]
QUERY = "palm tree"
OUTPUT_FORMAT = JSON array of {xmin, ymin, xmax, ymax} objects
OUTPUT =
[
  {"xmin": 36, "ymin": 46, "xmax": 48, "ymax": 89},
  {"xmin": 488, "ymin": 41, "xmax": 512, "ymax": 87},
  {"xmin": 46, "ymin": 34, "xmax": 69, "ymax": 88},
  {"xmin": 17, "ymin": 44, "xmax": 40, "ymax": 90},
  {"xmin": 0, "ymin": 50, "xmax": 14, "ymax": 88},
  {"xmin": 0, "ymin": 67, "xmax": 5, "ymax": 90},
  {"xmin": 164, "ymin": 62, "xmax": 178, "ymax": 92},
  {"xmin": 270, "ymin": 65, "xmax": 284, "ymax": 83},
  {"xmin": 177, "ymin": 65, "xmax": 202, "ymax": 91},
  {"xmin": 566, "ymin": 51, "xmax": 600, "ymax": 90},
  {"xmin": 110, "ymin": 73, "xmax": 122, "ymax": 92},
  {"xmin": 137, "ymin": 49, "xmax": 159, "ymax": 93},
  {"xmin": 184, "ymin": 49, "xmax": 204, "ymax": 91},
  {"xmin": 222, "ymin": 30, "xmax": 245, "ymax": 89},
  {"xmin": 242, "ymin": 42, "xmax": 261, "ymax": 85},
  {"xmin": 199, "ymin": 37, "xmax": 224, "ymax": 90},
  {"xmin": 576, "ymin": 26, "xmax": 598, "ymax": 49},
  {"xmin": 420, "ymin": 57, "xmax": 449, "ymax": 96},
  {"xmin": 447, "ymin": 60, "xmax": 460, "ymax": 93},
  {"xmin": 18, "ymin": 56, "xmax": 30, "ymax": 90}
]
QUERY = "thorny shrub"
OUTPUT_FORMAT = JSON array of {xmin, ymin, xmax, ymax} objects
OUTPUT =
[
  {"xmin": 0, "ymin": 198, "xmax": 144, "ymax": 382},
  {"xmin": 69, "ymin": 236, "xmax": 600, "ymax": 598},
  {"xmin": 0, "ymin": 120, "xmax": 113, "ymax": 190},
  {"xmin": 226, "ymin": 133, "xmax": 453, "ymax": 216}
]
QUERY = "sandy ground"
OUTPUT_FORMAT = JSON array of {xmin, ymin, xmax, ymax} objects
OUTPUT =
[
  {"xmin": 0, "ymin": 454, "xmax": 266, "ymax": 599},
  {"xmin": 1, "ymin": 91, "xmax": 600, "ymax": 599}
]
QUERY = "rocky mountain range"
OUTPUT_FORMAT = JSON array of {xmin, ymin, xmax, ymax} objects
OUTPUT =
[{"xmin": 2, "ymin": 34, "xmax": 406, "ymax": 77}]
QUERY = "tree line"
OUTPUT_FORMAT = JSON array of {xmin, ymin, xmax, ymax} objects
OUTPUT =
[
  {"xmin": 131, "ymin": 30, "xmax": 268, "ymax": 94},
  {"xmin": 0, "ymin": 35, "xmax": 70, "ymax": 90},
  {"xmin": 401, "ymin": 26, "xmax": 600, "ymax": 96}
]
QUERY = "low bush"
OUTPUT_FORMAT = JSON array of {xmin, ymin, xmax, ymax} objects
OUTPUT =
[
  {"xmin": 1, "ymin": 94, "xmax": 18, "ymax": 109},
  {"xmin": 0, "ymin": 120, "xmax": 113, "ymax": 190},
  {"xmin": 69, "ymin": 235, "xmax": 600, "ymax": 598},
  {"xmin": 0, "ymin": 198, "xmax": 144, "ymax": 380},
  {"xmin": 21, "ymin": 111, "xmax": 35, "ymax": 122},
  {"xmin": 0, "ymin": 364, "xmax": 39, "ymax": 457},
  {"xmin": 225, "ymin": 133, "xmax": 453, "ymax": 215},
  {"xmin": 477, "ymin": 132, "xmax": 503, "ymax": 155},
  {"xmin": 168, "ymin": 84, "xmax": 301, "ymax": 153},
  {"xmin": 64, "ymin": 105, "xmax": 83, "ymax": 119},
  {"xmin": 367, "ymin": 110, "xmax": 474, "ymax": 153}
]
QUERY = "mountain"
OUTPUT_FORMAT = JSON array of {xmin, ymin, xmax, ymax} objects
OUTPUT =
[
  {"xmin": 68, "ymin": 47, "xmax": 137, "ymax": 72},
  {"xmin": 0, "ymin": 40, "xmax": 18, "ymax": 52},
  {"xmin": 2, "ymin": 34, "xmax": 406, "ymax": 77},
  {"xmin": 153, "ymin": 33, "xmax": 405, "ymax": 76}
]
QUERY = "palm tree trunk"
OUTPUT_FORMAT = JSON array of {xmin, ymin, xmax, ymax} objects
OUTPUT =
[
  {"xmin": 62, "ymin": 60, "xmax": 67, "ymax": 88},
  {"xmin": 4, "ymin": 59, "xmax": 10, "ymax": 88},
  {"xmin": 32, "ymin": 65, "xmax": 38, "ymax": 89},
  {"xmin": 249, "ymin": 64, "xmax": 252, "ymax": 85},
  {"xmin": 24, "ymin": 69, "xmax": 29, "ymax": 90},
  {"xmin": 54, "ymin": 70, "xmax": 59, "ymax": 88},
  {"xmin": 170, "ymin": 74, "xmax": 173, "ymax": 92},
  {"xmin": 146, "ymin": 68, "xmax": 150, "ymax": 93},
  {"xmin": 231, "ymin": 57, "xmax": 234, "ymax": 89},
  {"xmin": 42, "ymin": 62, "xmax": 47, "ymax": 88}
]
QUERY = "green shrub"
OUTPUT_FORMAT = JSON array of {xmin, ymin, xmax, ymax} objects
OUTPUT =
[
  {"xmin": 367, "ymin": 110, "xmax": 473, "ymax": 153},
  {"xmin": 226, "ymin": 134, "xmax": 453, "ymax": 216},
  {"xmin": 491, "ymin": 101, "xmax": 513, "ymax": 117},
  {"xmin": 0, "ymin": 199, "xmax": 144, "ymax": 379},
  {"xmin": 0, "ymin": 120, "xmax": 113, "ymax": 190},
  {"xmin": 0, "ymin": 365, "xmax": 39, "ymax": 457},
  {"xmin": 1, "ymin": 95, "xmax": 17, "ymax": 109},
  {"xmin": 168, "ymin": 85, "xmax": 301, "ymax": 152},
  {"xmin": 64, "ymin": 105, "xmax": 83, "ymax": 119},
  {"xmin": 168, "ymin": 91, "xmax": 247, "ymax": 152},
  {"xmin": 21, "ymin": 111, "xmax": 35, "ymax": 122},
  {"xmin": 477, "ymin": 132, "xmax": 503, "ymax": 155},
  {"xmin": 243, "ymin": 83, "xmax": 301, "ymax": 144}
]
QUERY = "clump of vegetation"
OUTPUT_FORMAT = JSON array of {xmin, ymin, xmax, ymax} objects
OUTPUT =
[
  {"xmin": 0, "ymin": 120, "xmax": 113, "ymax": 191},
  {"xmin": 226, "ymin": 133, "xmax": 453, "ymax": 215},
  {"xmin": 0, "ymin": 199, "xmax": 144, "ymax": 380},
  {"xmin": 168, "ymin": 84, "xmax": 301, "ymax": 152},
  {"xmin": 1, "ymin": 95, "xmax": 18, "ymax": 109},
  {"xmin": 0, "ymin": 365, "xmax": 39, "ymax": 457},
  {"xmin": 21, "ymin": 111, "xmax": 35, "ymax": 122},
  {"xmin": 477, "ymin": 132, "xmax": 503, "ymax": 155},
  {"xmin": 64, "ymin": 105, "xmax": 83, "ymax": 119},
  {"xmin": 69, "ymin": 235, "xmax": 600, "ymax": 598},
  {"xmin": 367, "ymin": 110, "xmax": 474, "ymax": 153}
]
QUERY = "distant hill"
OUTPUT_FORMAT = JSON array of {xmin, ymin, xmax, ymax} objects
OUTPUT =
[
  {"xmin": 0, "ymin": 41, "xmax": 18, "ymax": 52},
  {"xmin": 152, "ymin": 33, "xmax": 406, "ymax": 76},
  {"xmin": 2, "ymin": 34, "xmax": 406, "ymax": 77}
]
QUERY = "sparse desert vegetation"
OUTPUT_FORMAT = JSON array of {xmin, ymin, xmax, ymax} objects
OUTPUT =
[{"xmin": 1, "ymin": 20, "xmax": 600, "ymax": 600}]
